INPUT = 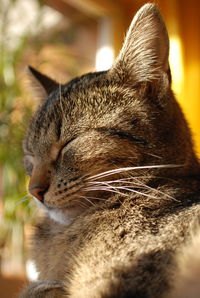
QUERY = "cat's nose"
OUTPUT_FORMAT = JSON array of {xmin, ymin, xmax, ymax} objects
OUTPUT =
[{"xmin": 29, "ymin": 185, "xmax": 48, "ymax": 201}]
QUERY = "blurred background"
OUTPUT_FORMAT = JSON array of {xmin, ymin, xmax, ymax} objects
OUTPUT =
[{"xmin": 0, "ymin": 0, "xmax": 200, "ymax": 297}]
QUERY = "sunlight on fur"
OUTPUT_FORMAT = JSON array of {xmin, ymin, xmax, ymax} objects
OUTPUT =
[
  {"xmin": 20, "ymin": 3, "xmax": 200, "ymax": 298},
  {"xmin": 169, "ymin": 36, "xmax": 184, "ymax": 99}
]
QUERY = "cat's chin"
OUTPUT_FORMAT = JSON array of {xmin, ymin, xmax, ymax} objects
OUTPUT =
[
  {"xmin": 48, "ymin": 207, "xmax": 84, "ymax": 225},
  {"xmin": 33, "ymin": 197, "xmax": 84, "ymax": 225}
]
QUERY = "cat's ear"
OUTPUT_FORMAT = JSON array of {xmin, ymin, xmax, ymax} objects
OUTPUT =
[
  {"xmin": 27, "ymin": 66, "xmax": 59, "ymax": 100},
  {"xmin": 110, "ymin": 3, "xmax": 170, "ymax": 84}
]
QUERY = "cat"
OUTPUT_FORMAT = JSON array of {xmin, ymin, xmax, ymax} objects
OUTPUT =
[{"xmin": 20, "ymin": 3, "xmax": 200, "ymax": 298}]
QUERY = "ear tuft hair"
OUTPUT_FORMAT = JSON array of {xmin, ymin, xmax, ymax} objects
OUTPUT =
[{"xmin": 111, "ymin": 3, "xmax": 169, "ymax": 83}]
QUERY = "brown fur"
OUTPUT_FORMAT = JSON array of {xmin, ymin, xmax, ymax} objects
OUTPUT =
[
  {"xmin": 21, "ymin": 3, "xmax": 200, "ymax": 298},
  {"xmin": 166, "ymin": 220, "xmax": 200, "ymax": 298}
]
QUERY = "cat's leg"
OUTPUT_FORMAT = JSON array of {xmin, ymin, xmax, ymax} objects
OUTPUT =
[{"xmin": 19, "ymin": 280, "xmax": 66, "ymax": 298}]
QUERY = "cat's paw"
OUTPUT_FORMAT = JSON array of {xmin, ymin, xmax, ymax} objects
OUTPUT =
[{"xmin": 19, "ymin": 280, "xmax": 66, "ymax": 298}]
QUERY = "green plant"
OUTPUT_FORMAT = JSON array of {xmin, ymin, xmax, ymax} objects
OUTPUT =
[{"xmin": 0, "ymin": 0, "xmax": 42, "ymax": 273}]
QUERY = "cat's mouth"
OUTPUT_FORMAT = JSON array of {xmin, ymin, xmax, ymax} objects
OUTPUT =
[
  {"xmin": 33, "ymin": 195, "xmax": 86, "ymax": 225},
  {"xmin": 33, "ymin": 174, "xmax": 110, "ymax": 224}
]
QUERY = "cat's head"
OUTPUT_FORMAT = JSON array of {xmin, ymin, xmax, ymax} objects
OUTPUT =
[{"xmin": 23, "ymin": 3, "xmax": 197, "ymax": 224}]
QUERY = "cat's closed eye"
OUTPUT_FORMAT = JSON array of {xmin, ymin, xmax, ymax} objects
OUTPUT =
[
  {"xmin": 61, "ymin": 137, "xmax": 76, "ymax": 151},
  {"xmin": 56, "ymin": 137, "xmax": 77, "ymax": 161},
  {"xmin": 97, "ymin": 127, "xmax": 148, "ymax": 146}
]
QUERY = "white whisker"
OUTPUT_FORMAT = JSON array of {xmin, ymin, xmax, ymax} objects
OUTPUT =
[
  {"xmin": 87, "ymin": 164, "xmax": 182, "ymax": 181},
  {"xmin": 84, "ymin": 179, "xmax": 175, "ymax": 201},
  {"xmin": 90, "ymin": 181, "xmax": 158, "ymax": 200},
  {"xmin": 73, "ymin": 199, "xmax": 88, "ymax": 208},
  {"xmin": 83, "ymin": 186, "xmax": 129, "ymax": 197},
  {"xmin": 111, "ymin": 186, "xmax": 158, "ymax": 199},
  {"xmin": 87, "ymin": 177, "xmax": 177, "ymax": 201},
  {"xmin": 84, "ymin": 185, "xmax": 157, "ymax": 199},
  {"xmin": 79, "ymin": 195, "xmax": 96, "ymax": 206},
  {"xmin": 78, "ymin": 195, "xmax": 106, "ymax": 201},
  {"xmin": 132, "ymin": 178, "xmax": 178, "ymax": 201}
]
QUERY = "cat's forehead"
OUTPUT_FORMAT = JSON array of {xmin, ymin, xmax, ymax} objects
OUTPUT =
[
  {"xmin": 61, "ymin": 71, "xmax": 143, "ymax": 110},
  {"xmin": 40, "ymin": 71, "xmax": 140, "ymax": 118},
  {"xmin": 32, "ymin": 71, "xmax": 111, "ymax": 124}
]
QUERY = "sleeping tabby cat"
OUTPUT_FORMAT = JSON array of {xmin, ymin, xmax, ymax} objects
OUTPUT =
[{"xmin": 20, "ymin": 3, "xmax": 200, "ymax": 298}]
